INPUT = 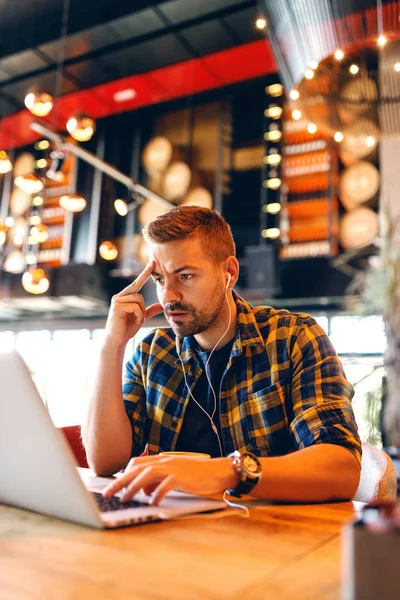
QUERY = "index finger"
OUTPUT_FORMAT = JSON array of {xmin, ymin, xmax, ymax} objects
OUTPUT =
[{"xmin": 119, "ymin": 261, "xmax": 155, "ymax": 296}]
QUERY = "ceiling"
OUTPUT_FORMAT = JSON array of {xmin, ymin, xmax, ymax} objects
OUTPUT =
[{"xmin": 0, "ymin": 0, "xmax": 276, "ymax": 147}]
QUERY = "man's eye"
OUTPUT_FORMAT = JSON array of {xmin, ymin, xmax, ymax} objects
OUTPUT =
[
  {"xmin": 155, "ymin": 277, "xmax": 164, "ymax": 284},
  {"xmin": 181, "ymin": 274, "xmax": 192, "ymax": 281}
]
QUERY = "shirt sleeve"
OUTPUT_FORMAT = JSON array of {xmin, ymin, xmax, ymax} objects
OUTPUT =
[
  {"xmin": 123, "ymin": 346, "xmax": 147, "ymax": 457},
  {"xmin": 289, "ymin": 315, "xmax": 362, "ymax": 465}
]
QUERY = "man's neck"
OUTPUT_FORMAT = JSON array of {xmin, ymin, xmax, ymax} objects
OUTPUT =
[{"xmin": 194, "ymin": 295, "xmax": 238, "ymax": 351}]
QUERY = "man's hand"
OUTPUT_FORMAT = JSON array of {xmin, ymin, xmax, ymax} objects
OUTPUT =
[
  {"xmin": 105, "ymin": 261, "xmax": 163, "ymax": 348},
  {"xmin": 102, "ymin": 455, "xmax": 239, "ymax": 505}
]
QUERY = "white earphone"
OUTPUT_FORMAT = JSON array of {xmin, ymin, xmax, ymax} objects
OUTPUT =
[{"xmin": 175, "ymin": 272, "xmax": 233, "ymax": 456}]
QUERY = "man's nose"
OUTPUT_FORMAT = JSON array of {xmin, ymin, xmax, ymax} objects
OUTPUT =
[{"xmin": 161, "ymin": 282, "xmax": 182, "ymax": 305}]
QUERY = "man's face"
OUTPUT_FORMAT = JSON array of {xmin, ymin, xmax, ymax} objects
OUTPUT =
[{"xmin": 148, "ymin": 237, "xmax": 227, "ymax": 338}]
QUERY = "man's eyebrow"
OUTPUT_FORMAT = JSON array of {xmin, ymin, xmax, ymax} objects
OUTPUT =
[{"xmin": 152, "ymin": 265, "xmax": 201, "ymax": 277}]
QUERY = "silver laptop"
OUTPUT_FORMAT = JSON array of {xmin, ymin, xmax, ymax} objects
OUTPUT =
[{"xmin": 0, "ymin": 351, "xmax": 226, "ymax": 529}]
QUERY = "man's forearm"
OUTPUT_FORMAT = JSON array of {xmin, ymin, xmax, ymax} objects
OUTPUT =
[
  {"xmin": 82, "ymin": 341, "xmax": 133, "ymax": 476},
  {"xmin": 251, "ymin": 444, "xmax": 361, "ymax": 502}
]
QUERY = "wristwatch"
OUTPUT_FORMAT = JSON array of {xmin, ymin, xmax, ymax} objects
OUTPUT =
[{"xmin": 225, "ymin": 450, "xmax": 262, "ymax": 498}]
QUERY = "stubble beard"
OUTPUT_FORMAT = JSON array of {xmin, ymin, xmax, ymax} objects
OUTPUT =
[{"xmin": 167, "ymin": 280, "xmax": 226, "ymax": 338}]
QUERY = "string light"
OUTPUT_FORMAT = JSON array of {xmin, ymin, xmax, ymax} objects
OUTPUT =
[
  {"xmin": 394, "ymin": 63, "xmax": 400, "ymax": 72},
  {"xmin": 35, "ymin": 140, "xmax": 50, "ymax": 151},
  {"xmin": 264, "ymin": 105, "xmax": 283, "ymax": 118},
  {"xmin": 255, "ymin": 18, "xmax": 267, "ymax": 30},
  {"xmin": 265, "ymin": 83, "xmax": 283, "ymax": 97},
  {"xmin": 264, "ymin": 203, "xmax": 281, "ymax": 214},
  {"xmin": 263, "ymin": 178, "xmax": 281, "ymax": 190},
  {"xmin": 264, "ymin": 154, "xmax": 281, "ymax": 166},
  {"xmin": 309, "ymin": 61, "xmax": 319, "ymax": 70},
  {"xmin": 261, "ymin": 228, "xmax": 280, "ymax": 239},
  {"xmin": 264, "ymin": 130, "xmax": 282, "ymax": 141},
  {"xmin": 289, "ymin": 89, "xmax": 300, "ymax": 100},
  {"xmin": 366, "ymin": 136, "xmax": 376, "ymax": 147},
  {"xmin": 304, "ymin": 69, "xmax": 314, "ymax": 79},
  {"xmin": 292, "ymin": 109, "xmax": 302, "ymax": 120},
  {"xmin": 307, "ymin": 123, "xmax": 317, "ymax": 134},
  {"xmin": 349, "ymin": 64, "xmax": 359, "ymax": 75},
  {"xmin": 334, "ymin": 49, "xmax": 345, "ymax": 61}
]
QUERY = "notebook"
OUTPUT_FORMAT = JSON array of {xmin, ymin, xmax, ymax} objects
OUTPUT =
[{"xmin": 0, "ymin": 351, "xmax": 226, "ymax": 529}]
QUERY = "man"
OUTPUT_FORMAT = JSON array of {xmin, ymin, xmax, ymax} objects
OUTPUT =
[{"xmin": 82, "ymin": 206, "xmax": 361, "ymax": 506}]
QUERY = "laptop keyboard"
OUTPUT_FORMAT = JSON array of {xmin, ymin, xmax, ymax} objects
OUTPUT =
[{"xmin": 92, "ymin": 491, "xmax": 148, "ymax": 512}]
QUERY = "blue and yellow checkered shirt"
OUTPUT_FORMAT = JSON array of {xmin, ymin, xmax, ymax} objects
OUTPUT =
[{"xmin": 123, "ymin": 294, "xmax": 361, "ymax": 464}]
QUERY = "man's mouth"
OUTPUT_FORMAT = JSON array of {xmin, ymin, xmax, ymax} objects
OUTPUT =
[{"xmin": 167, "ymin": 311, "xmax": 188, "ymax": 321}]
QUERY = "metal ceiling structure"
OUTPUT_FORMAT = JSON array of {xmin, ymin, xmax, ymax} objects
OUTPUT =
[{"xmin": 0, "ymin": 0, "xmax": 277, "ymax": 148}]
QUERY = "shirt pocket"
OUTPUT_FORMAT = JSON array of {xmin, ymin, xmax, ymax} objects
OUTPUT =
[{"xmin": 239, "ymin": 381, "xmax": 292, "ymax": 456}]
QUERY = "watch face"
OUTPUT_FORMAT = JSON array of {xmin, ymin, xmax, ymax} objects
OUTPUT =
[{"xmin": 243, "ymin": 454, "xmax": 261, "ymax": 474}]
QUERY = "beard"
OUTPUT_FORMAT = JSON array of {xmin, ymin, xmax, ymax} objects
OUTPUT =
[{"xmin": 164, "ymin": 279, "xmax": 226, "ymax": 338}]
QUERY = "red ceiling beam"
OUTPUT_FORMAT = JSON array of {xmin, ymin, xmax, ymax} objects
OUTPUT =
[{"xmin": 1, "ymin": 39, "xmax": 277, "ymax": 150}]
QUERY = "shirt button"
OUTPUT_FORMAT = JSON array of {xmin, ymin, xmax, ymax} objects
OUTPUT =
[{"xmin": 171, "ymin": 420, "xmax": 178, "ymax": 429}]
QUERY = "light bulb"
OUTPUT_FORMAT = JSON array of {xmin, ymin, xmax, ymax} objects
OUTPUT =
[
  {"xmin": 30, "ymin": 224, "xmax": 48, "ymax": 243},
  {"xmin": 366, "ymin": 136, "xmax": 376, "ymax": 147},
  {"xmin": 5, "ymin": 216, "xmax": 14, "ymax": 227},
  {"xmin": 0, "ymin": 150, "xmax": 12, "ymax": 174},
  {"xmin": 28, "ymin": 215, "xmax": 41, "ymax": 225},
  {"xmin": 261, "ymin": 228, "xmax": 280, "ymax": 239},
  {"xmin": 264, "ymin": 105, "xmax": 283, "ymax": 119},
  {"xmin": 4, "ymin": 250, "xmax": 25, "ymax": 273},
  {"xmin": 99, "ymin": 241, "xmax": 118, "ymax": 261},
  {"xmin": 378, "ymin": 35, "xmax": 387, "ymax": 47},
  {"xmin": 292, "ymin": 109, "xmax": 302, "ymax": 120},
  {"xmin": 307, "ymin": 123, "xmax": 317, "ymax": 134},
  {"xmin": 265, "ymin": 83, "xmax": 283, "ymax": 97},
  {"xmin": 66, "ymin": 114, "xmax": 95, "ymax": 142},
  {"xmin": 264, "ymin": 154, "xmax": 281, "ymax": 166},
  {"xmin": 255, "ymin": 18, "xmax": 267, "ymax": 30},
  {"xmin": 289, "ymin": 89, "xmax": 300, "ymax": 100},
  {"xmin": 265, "ymin": 203, "xmax": 281, "ymax": 214},
  {"xmin": 334, "ymin": 131, "xmax": 344, "ymax": 142},
  {"xmin": 263, "ymin": 178, "xmax": 281, "ymax": 190},
  {"xmin": 14, "ymin": 174, "xmax": 44, "ymax": 194},
  {"xmin": 24, "ymin": 91, "xmax": 53, "ymax": 117},
  {"xmin": 59, "ymin": 193, "xmax": 87, "ymax": 212},
  {"xmin": 334, "ymin": 49, "xmax": 345, "ymax": 61},
  {"xmin": 22, "ymin": 268, "xmax": 50, "ymax": 295},
  {"xmin": 394, "ymin": 63, "xmax": 400, "ymax": 72},
  {"xmin": 349, "ymin": 64, "xmax": 359, "ymax": 74},
  {"xmin": 304, "ymin": 69, "xmax": 314, "ymax": 79},
  {"xmin": 114, "ymin": 199, "xmax": 128, "ymax": 216},
  {"xmin": 309, "ymin": 61, "xmax": 319, "ymax": 70}
]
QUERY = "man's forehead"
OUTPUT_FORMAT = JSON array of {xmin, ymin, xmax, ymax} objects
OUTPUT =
[{"xmin": 147, "ymin": 239, "xmax": 213, "ymax": 271}]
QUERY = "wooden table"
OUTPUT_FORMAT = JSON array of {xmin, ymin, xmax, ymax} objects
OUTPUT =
[{"xmin": 0, "ymin": 498, "xmax": 360, "ymax": 600}]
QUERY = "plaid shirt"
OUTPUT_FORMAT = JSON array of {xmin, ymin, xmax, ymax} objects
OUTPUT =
[{"xmin": 123, "ymin": 293, "xmax": 361, "ymax": 464}]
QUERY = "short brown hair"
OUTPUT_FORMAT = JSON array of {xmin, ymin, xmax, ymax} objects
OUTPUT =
[{"xmin": 142, "ymin": 206, "xmax": 236, "ymax": 262}]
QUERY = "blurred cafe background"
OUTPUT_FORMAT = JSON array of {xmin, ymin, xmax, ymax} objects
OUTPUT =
[{"xmin": 0, "ymin": 0, "xmax": 398, "ymax": 474}]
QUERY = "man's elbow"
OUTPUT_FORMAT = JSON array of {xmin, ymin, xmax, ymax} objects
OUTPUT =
[{"xmin": 330, "ymin": 446, "xmax": 361, "ymax": 500}]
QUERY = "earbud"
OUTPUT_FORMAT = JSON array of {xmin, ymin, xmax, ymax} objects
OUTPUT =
[{"xmin": 225, "ymin": 273, "xmax": 231, "ymax": 291}]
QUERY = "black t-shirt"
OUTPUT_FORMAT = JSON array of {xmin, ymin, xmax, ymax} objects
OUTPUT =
[{"xmin": 175, "ymin": 339, "xmax": 233, "ymax": 457}]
